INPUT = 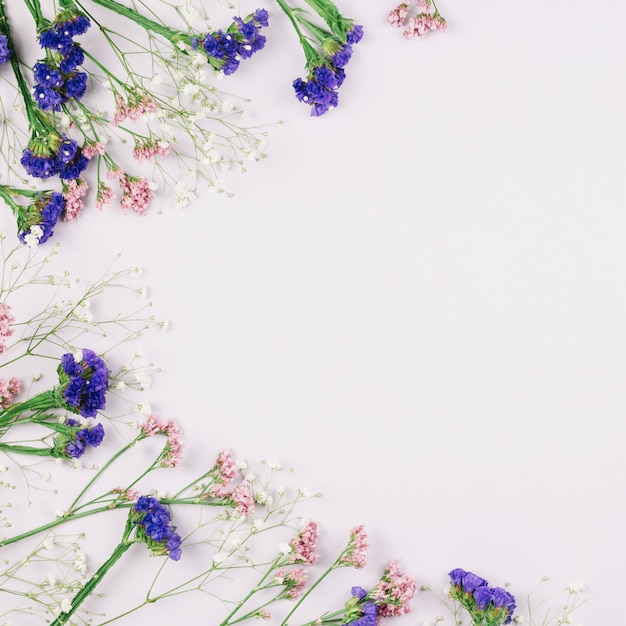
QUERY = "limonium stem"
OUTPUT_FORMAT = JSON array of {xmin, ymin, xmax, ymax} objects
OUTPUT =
[
  {"xmin": 0, "ymin": 442, "xmax": 53, "ymax": 456},
  {"xmin": 272, "ymin": 0, "xmax": 320, "ymax": 65},
  {"xmin": 0, "ymin": 1, "xmax": 43, "ymax": 131},
  {"xmin": 280, "ymin": 555, "xmax": 345, "ymax": 626},
  {"xmin": 0, "ymin": 390, "xmax": 57, "ymax": 427},
  {"xmin": 50, "ymin": 534, "xmax": 133, "ymax": 625},
  {"xmin": 82, "ymin": 0, "xmax": 186, "ymax": 43},
  {"xmin": 219, "ymin": 555, "xmax": 283, "ymax": 625}
]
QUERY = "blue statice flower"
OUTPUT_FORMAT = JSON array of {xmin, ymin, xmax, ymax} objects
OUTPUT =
[
  {"xmin": 57, "ymin": 348, "xmax": 110, "ymax": 418},
  {"xmin": 342, "ymin": 586, "xmax": 378, "ymax": 626},
  {"xmin": 131, "ymin": 496, "xmax": 182, "ymax": 561},
  {"xmin": 346, "ymin": 24, "xmax": 364, "ymax": 45},
  {"xmin": 293, "ymin": 64, "xmax": 345, "ymax": 116},
  {"xmin": 201, "ymin": 9, "xmax": 269, "ymax": 75},
  {"xmin": 62, "ymin": 419, "xmax": 105, "ymax": 459},
  {"xmin": 0, "ymin": 34, "xmax": 10, "ymax": 64},
  {"xmin": 17, "ymin": 191, "xmax": 64, "ymax": 245},
  {"xmin": 21, "ymin": 134, "xmax": 89, "ymax": 181},
  {"xmin": 448, "ymin": 568, "xmax": 517, "ymax": 626}
]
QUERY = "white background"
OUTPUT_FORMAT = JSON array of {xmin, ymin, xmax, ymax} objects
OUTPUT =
[{"xmin": 3, "ymin": 0, "xmax": 625, "ymax": 623}]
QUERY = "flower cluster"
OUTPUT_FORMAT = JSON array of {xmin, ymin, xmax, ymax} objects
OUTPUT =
[
  {"xmin": 56, "ymin": 418, "xmax": 105, "ymax": 459},
  {"xmin": 33, "ymin": 13, "xmax": 90, "ymax": 111},
  {"xmin": 338, "ymin": 524, "xmax": 369, "ymax": 568},
  {"xmin": 344, "ymin": 586, "xmax": 378, "ymax": 626},
  {"xmin": 20, "ymin": 133, "xmax": 89, "ymax": 182},
  {"xmin": 201, "ymin": 9, "xmax": 269, "ymax": 75},
  {"xmin": 286, "ymin": 520, "xmax": 320, "ymax": 565},
  {"xmin": 291, "ymin": 22, "xmax": 364, "ymax": 116},
  {"xmin": 141, "ymin": 415, "xmax": 184, "ymax": 468},
  {"xmin": 370, "ymin": 559, "xmax": 418, "ymax": 617},
  {"xmin": 131, "ymin": 495, "xmax": 182, "ymax": 561},
  {"xmin": 387, "ymin": 0, "xmax": 447, "ymax": 39},
  {"xmin": 0, "ymin": 33, "xmax": 11, "ymax": 64},
  {"xmin": 449, "ymin": 568, "xmax": 517, "ymax": 626},
  {"xmin": 0, "ymin": 302, "xmax": 15, "ymax": 353},
  {"xmin": 57, "ymin": 348, "xmax": 110, "ymax": 418}
]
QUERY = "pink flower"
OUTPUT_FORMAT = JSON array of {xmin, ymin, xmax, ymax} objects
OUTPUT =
[
  {"xmin": 141, "ymin": 415, "xmax": 184, "ymax": 468},
  {"xmin": 275, "ymin": 568, "xmax": 308, "ymax": 599},
  {"xmin": 387, "ymin": 3, "xmax": 410, "ymax": 27},
  {"xmin": 82, "ymin": 142, "xmax": 106, "ymax": 159},
  {"xmin": 403, "ymin": 13, "xmax": 447, "ymax": 39},
  {"xmin": 208, "ymin": 449, "xmax": 238, "ymax": 497},
  {"xmin": 63, "ymin": 179, "xmax": 88, "ymax": 222},
  {"xmin": 0, "ymin": 377, "xmax": 21, "ymax": 408},
  {"xmin": 231, "ymin": 482, "xmax": 255, "ymax": 517},
  {"xmin": 132, "ymin": 140, "xmax": 171, "ymax": 162},
  {"xmin": 111, "ymin": 486, "xmax": 141, "ymax": 501},
  {"xmin": 339, "ymin": 524, "xmax": 368, "ymax": 569},
  {"xmin": 288, "ymin": 521, "xmax": 320, "ymax": 565},
  {"xmin": 256, "ymin": 608, "xmax": 271, "ymax": 620},
  {"xmin": 0, "ymin": 303, "xmax": 15, "ymax": 354},
  {"xmin": 118, "ymin": 174, "xmax": 153, "ymax": 215},
  {"xmin": 371, "ymin": 560, "xmax": 417, "ymax": 617},
  {"xmin": 113, "ymin": 92, "xmax": 158, "ymax": 125},
  {"xmin": 96, "ymin": 182, "xmax": 114, "ymax": 210}
]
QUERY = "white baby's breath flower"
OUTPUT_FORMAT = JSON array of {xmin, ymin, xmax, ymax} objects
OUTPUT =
[
  {"xmin": 149, "ymin": 73, "xmax": 162, "ymax": 87},
  {"xmin": 567, "ymin": 582, "xmax": 585, "ymax": 593},
  {"xmin": 24, "ymin": 225, "xmax": 43, "ymax": 247},
  {"xmin": 115, "ymin": 380, "xmax": 126, "ymax": 391},
  {"xmin": 244, "ymin": 473, "xmax": 256, "ymax": 483},
  {"xmin": 513, "ymin": 617, "xmax": 525, "ymax": 624},
  {"xmin": 212, "ymin": 551, "xmax": 227, "ymax": 564},
  {"xmin": 254, "ymin": 489, "xmax": 267, "ymax": 504},
  {"xmin": 60, "ymin": 598, "xmax": 72, "ymax": 613},
  {"xmin": 265, "ymin": 459, "xmax": 282, "ymax": 470},
  {"xmin": 221, "ymin": 99, "xmax": 234, "ymax": 112},
  {"xmin": 298, "ymin": 486, "xmax": 310, "ymax": 497},
  {"xmin": 160, "ymin": 320, "xmax": 170, "ymax": 331},
  {"xmin": 279, "ymin": 542, "xmax": 291, "ymax": 555},
  {"xmin": 130, "ymin": 266, "xmax": 143, "ymax": 278},
  {"xmin": 253, "ymin": 518, "xmax": 264, "ymax": 531},
  {"xmin": 236, "ymin": 459, "xmax": 248, "ymax": 470},
  {"xmin": 135, "ymin": 372, "xmax": 151, "ymax": 389},
  {"xmin": 137, "ymin": 402, "xmax": 152, "ymax": 415}
]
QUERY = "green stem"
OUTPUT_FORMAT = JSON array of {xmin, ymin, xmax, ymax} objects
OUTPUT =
[
  {"xmin": 50, "ymin": 534, "xmax": 134, "ymax": 625},
  {"xmin": 0, "ymin": 442, "xmax": 53, "ymax": 456},
  {"xmin": 0, "ymin": 390, "xmax": 58, "ymax": 427},
  {"xmin": 272, "ymin": 0, "xmax": 320, "ymax": 65},
  {"xmin": 219, "ymin": 555, "xmax": 282, "ymax": 625},
  {"xmin": 85, "ymin": 0, "xmax": 187, "ymax": 43}
]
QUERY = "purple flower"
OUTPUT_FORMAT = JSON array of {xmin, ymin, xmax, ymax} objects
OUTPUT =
[
  {"xmin": 351, "ymin": 586, "xmax": 367, "ymax": 600},
  {"xmin": 33, "ymin": 63, "xmax": 63, "ymax": 88},
  {"xmin": 461, "ymin": 571, "xmax": 488, "ymax": 593},
  {"xmin": 332, "ymin": 44, "xmax": 353, "ymax": 68},
  {"xmin": 17, "ymin": 192, "xmax": 65, "ymax": 245},
  {"xmin": 63, "ymin": 422, "xmax": 105, "ymax": 458},
  {"xmin": 132, "ymin": 496, "xmax": 182, "ymax": 560},
  {"xmin": 449, "ymin": 568, "xmax": 467, "ymax": 585},
  {"xmin": 33, "ymin": 85, "xmax": 64, "ymax": 111},
  {"xmin": 346, "ymin": 25, "xmax": 364, "ymax": 45},
  {"xmin": 64, "ymin": 72, "xmax": 87, "ymax": 100},
  {"xmin": 0, "ymin": 34, "xmax": 11, "ymax": 64},
  {"xmin": 58, "ymin": 348, "xmax": 109, "ymax": 418},
  {"xmin": 474, "ymin": 586, "xmax": 495, "ymax": 609},
  {"xmin": 59, "ymin": 45, "xmax": 85, "ymax": 73}
]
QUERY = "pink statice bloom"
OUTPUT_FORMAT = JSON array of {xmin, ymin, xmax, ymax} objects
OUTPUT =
[
  {"xmin": 82, "ymin": 142, "xmax": 106, "ymax": 159},
  {"xmin": 96, "ymin": 182, "xmax": 114, "ymax": 210},
  {"xmin": 275, "ymin": 567, "xmax": 308, "ymax": 599},
  {"xmin": 415, "ymin": 0, "xmax": 433, "ymax": 11},
  {"xmin": 132, "ymin": 140, "xmax": 171, "ymax": 162},
  {"xmin": 118, "ymin": 174, "xmax": 153, "ymax": 215},
  {"xmin": 339, "ymin": 524, "xmax": 368, "ymax": 569},
  {"xmin": 288, "ymin": 521, "xmax": 320, "ymax": 565},
  {"xmin": 208, "ymin": 449, "xmax": 238, "ymax": 497},
  {"xmin": 113, "ymin": 92, "xmax": 158, "ymax": 125},
  {"xmin": 387, "ymin": 3, "xmax": 410, "ymax": 27},
  {"xmin": 63, "ymin": 179, "xmax": 88, "ymax": 222},
  {"xmin": 0, "ymin": 377, "xmax": 21, "ymax": 408},
  {"xmin": 256, "ymin": 608, "xmax": 271, "ymax": 620},
  {"xmin": 141, "ymin": 415, "xmax": 185, "ymax": 468},
  {"xmin": 0, "ymin": 303, "xmax": 15, "ymax": 354},
  {"xmin": 403, "ymin": 13, "xmax": 447, "ymax": 39},
  {"xmin": 111, "ymin": 486, "xmax": 141, "ymax": 501},
  {"xmin": 231, "ymin": 482, "xmax": 255, "ymax": 517},
  {"xmin": 371, "ymin": 560, "xmax": 417, "ymax": 617}
]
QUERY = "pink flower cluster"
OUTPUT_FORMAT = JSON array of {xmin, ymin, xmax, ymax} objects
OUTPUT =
[
  {"xmin": 111, "ymin": 486, "xmax": 141, "ymax": 501},
  {"xmin": 339, "ymin": 524, "xmax": 368, "ymax": 569},
  {"xmin": 0, "ymin": 377, "xmax": 21, "ymax": 408},
  {"xmin": 387, "ymin": 0, "xmax": 447, "ymax": 38},
  {"xmin": 132, "ymin": 140, "xmax": 171, "ymax": 162},
  {"xmin": 63, "ymin": 179, "xmax": 89, "ymax": 222},
  {"xmin": 274, "ymin": 567, "xmax": 308, "ymax": 599},
  {"xmin": 0, "ymin": 303, "xmax": 15, "ymax": 354},
  {"xmin": 82, "ymin": 142, "xmax": 106, "ymax": 160},
  {"xmin": 141, "ymin": 415, "xmax": 184, "ymax": 468},
  {"xmin": 107, "ymin": 168, "xmax": 152, "ymax": 215},
  {"xmin": 288, "ymin": 521, "xmax": 320, "ymax": 565},
  {"xmin": 231, "ymin": 482, "xmax": 255, "ymax": 517},
  {"xmin": 113, "ymin": 93, "xmax": 157, "ymax": 125},
  {"xmin": 208, "ymin": 449, "xmax": 238, "ymax": 497},
  {"xmin": 371, "ymin": 560, "xmax": 417, "ymax": 617},
  {"xmin": 95, "ymin": 182, "xmax": 114, "ymax": 210}
]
